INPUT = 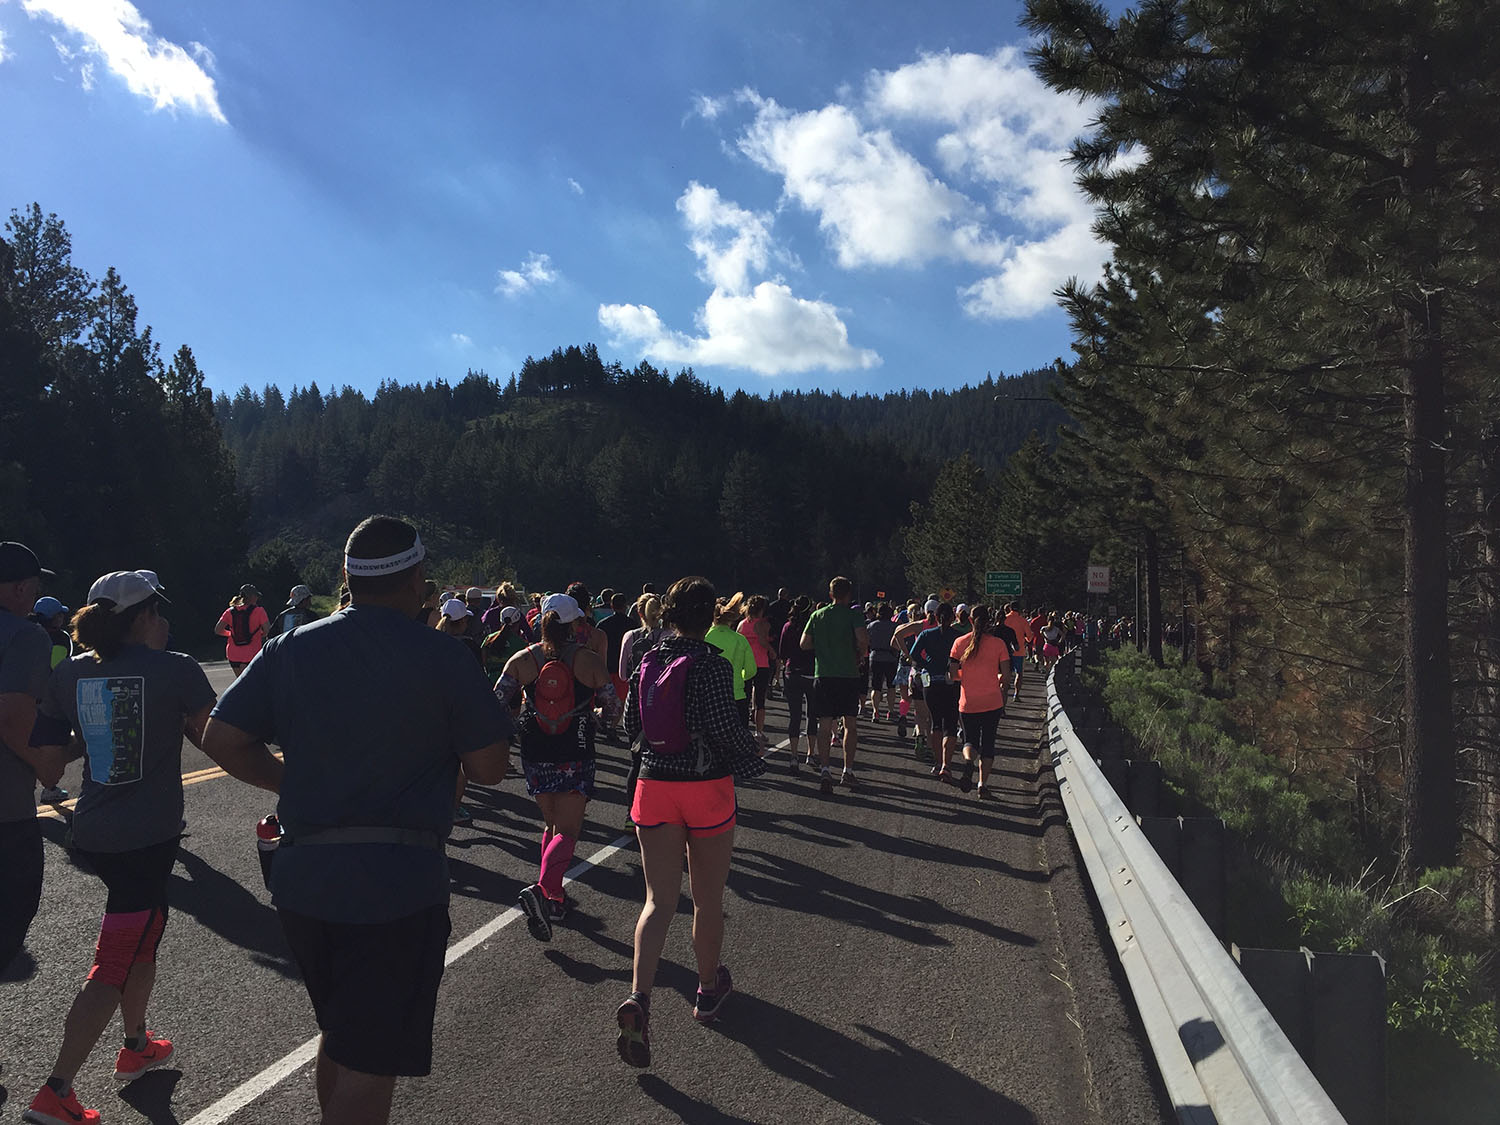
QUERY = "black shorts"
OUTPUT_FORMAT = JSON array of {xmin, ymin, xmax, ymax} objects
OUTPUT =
[
  {"xmin": 907, "ymin": 677, "xmax": 925, "ymax": 703},
  {"xmin": 869, "ymin": 660, "xmax": 897, "ymax": 692},
  {"xmin": 925, "ymin": 681, "xmax": 960, "ymax": 735},
  {"xmin": 814, "ymin": 676, "xmax": 862, "ymax": 719},
  {"xmin": 749, "ymin": 666, "xmax": 772, "ymax": 710},
  {"xmin": 279, "ymin": 903, "xmax": 451, "ymax": 1077},
  {"xmin": 82, "ymin": 837, "xmax": 179, "ymax": 913}
]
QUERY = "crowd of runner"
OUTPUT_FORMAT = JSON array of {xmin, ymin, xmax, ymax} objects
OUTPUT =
[{"xmin": 0, "ymin": 526, "xmax": 1089, "ymax": 1125}]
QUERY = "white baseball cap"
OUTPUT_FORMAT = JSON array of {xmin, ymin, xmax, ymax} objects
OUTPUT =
[
  {"xmin": 288, "ymin": 584, "xmax": 313, "ymax": 604},
  {"xmin": 924, "ymin": 598, "xmax": 940, "ymax": 614},
  {"xmin": 88, "ymin": 570, "xmax": 169, "ymax": 613},
  {"xmin": 440, "ymin": 597, "xmax": 472, "ymax": 620},
  {"xmin": 500, "ymin": 605, "xmax": 523, "ymax": 623},
  {"xmin": 540, "ymin": 593, "xmax": 583, "ymax": 623},
  {"xmin": 956, "ymin": 603, "xmax": 969, "ymax": 614}
]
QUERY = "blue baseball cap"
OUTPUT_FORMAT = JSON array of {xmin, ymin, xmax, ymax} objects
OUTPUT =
[{"xmin": 34, "ymin": 596, "xmax": 69, "ymax": 617}]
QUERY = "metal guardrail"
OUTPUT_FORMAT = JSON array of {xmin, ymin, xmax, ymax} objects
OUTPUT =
[{"xmin": 1047, "ymin": 666, "xmax": 1348, "ymax": 1125}]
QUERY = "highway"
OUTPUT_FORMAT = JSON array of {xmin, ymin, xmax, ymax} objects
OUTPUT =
[{"xmin": 2, "ymin": 662, "xmax": 1170, "ymax": 1124}]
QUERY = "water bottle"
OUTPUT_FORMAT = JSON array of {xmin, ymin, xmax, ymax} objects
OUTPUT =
[{"xmin": 256, "ymin": 814, "xmax": 282, "ymax": 890}]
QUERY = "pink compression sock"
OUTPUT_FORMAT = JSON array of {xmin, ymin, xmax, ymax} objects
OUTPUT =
[
  {"xmin": 899, "ymin": 699, "xmax": 910, "ymax": 717},
  {"xmin": 539, "ymin": 832, "xmax": 576, "ymax": 901}
]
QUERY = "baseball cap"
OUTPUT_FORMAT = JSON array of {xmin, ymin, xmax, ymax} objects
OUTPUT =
[
  {"xmin": 500, "ymin": 605, "xmax": 523, "ymax": 623},
  {"xmin": 88, "ymin": 570, "xmax": 169, "ymax": 613},
  {"xmin": 239, "ymin": 583, "xmax": 260, "ymax": 598},
  {"xmin": 288, "ymin": 584, "xmax": 313, "ymax": 604},
  {"xmin": 465, "ymin": 586, "xmax": 484, "ymax": 600},
  {"xmin": 34, "ymin": 596, "xmax": 70, "ymax": 617},
  {"xmin": 0, "ymin": 541, "xmax": 54, "ymax": 583},
  {"xmin": 924, "ymin": 598, "xmax": 940, "ymax": 614},
  {"xmin": 540, "ymin": 593, "xmax": 583, "ymax": 623},
  {"xmin": 956, "ymin": 603, "xmax": 969, "ymax": 614},
  {"xmin": 441, "ymin": 597, "xmax": 472, "ymax": 620}
]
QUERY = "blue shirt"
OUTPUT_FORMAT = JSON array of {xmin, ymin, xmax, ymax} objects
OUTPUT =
[
  {"xmin": 909, "ymin": 625, "xmax": 959, "ymax": 683},
  {"xmin": 211, "ymin": 604, "xmax": 511, "ymax": 923}
]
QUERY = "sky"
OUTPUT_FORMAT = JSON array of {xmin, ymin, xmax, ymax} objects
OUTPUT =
[{"xmin": 0, "ymin": 0, "xmax": 1115, "ymax": 398}]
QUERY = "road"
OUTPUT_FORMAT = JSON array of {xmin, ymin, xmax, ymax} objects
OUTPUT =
[{"xmin": 2, "ymin": 662, "xmax": 1170, "ymax": 1125}]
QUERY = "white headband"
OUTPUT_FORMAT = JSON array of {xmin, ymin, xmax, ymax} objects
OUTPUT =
[{"xmin": 345, "ymin": 533, "xmax": 426, "ymax": 576}]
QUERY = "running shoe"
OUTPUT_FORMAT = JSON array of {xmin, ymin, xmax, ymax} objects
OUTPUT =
[
  {"xmin": 928, "ymin": 764, "xmax": 944, "ymax": 778},
  {"xmin": 958, "ymin": 762, "xmax": 975, "ymax": 793},
  {"xmin": 517, "ymin": 884, "xmax": 553, "ymax": 942},
  {"xmin": 38, "ymin": 785, "xmax": 69, "ymax": 804},
  {"xmin": 977, "ymin": 785, "xmax": 995, "ymax": 800},
  {"xmin": 23, "ymin": 1084, "xmax": 101, "ymax": 1124},
  {"xmin": 693, "ymin": 964, "xmax": 734, "ymax": 1023},
  {"xmin": 819, "ymin": 769, "xmax": 834, "ymax": 796},
  {"xmin": 616, "ymin": 993, "xmax": 651, "ymax": 1067},
  {"xmin": 840, "ymin": 770, "xmax": 858, "ymax": 790},
  {"xmin": 114, "ymin": 1034, "xmax": 174, "ymax": 1083},
  {"xmin": 896, "ymin": 717, "xmax": 908, "ymax": 740},
  {"xmin": 545, "ymin": 894, "xmax": 571, "ymax": 925},
  {"xmin": 789, "ymin": 756, "xmax": 800, "ymax": 776},
  {"xmin": 452, "ymin": 804, "xmax": 473, "ymax": 824}
]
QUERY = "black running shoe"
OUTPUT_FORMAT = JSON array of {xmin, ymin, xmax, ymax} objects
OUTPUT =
[
  {"xmin": 517, "ymin": 884, "xmax": 553, "ymax": 942},
  {"xmin": 958, "ymin": 763, "xmax": 974, "ymax": 793},
  {"xmin": 819, "ymin": 770, "xmax": 834, "ymax": 796},
  {"xmin": 693, "ymin": 965, "xmax": 733, "ymax": 1023},
  {"xmin": 617, "ymin": 993, "xmax": 651, "ymax": 1067},
  {"xmin": 896, "ymin": 717, "xmax": 908, "ymax": 739}
]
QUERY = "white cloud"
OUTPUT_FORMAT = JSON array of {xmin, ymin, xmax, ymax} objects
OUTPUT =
[
  {"xmin": 600, "ymin": 283, "xmax": 879, "ymax": 377},
  {"xmin": 599, "ymin": 182, "xmax": 878, "ymax": 377},
  {"xmin": 22, "ymin": 0, "xmax": 226, "ymax": 121},
  {"xmin": 720, "ymin": 50, "xmax": 1109, "ymax": 319},
  {"xmin": 494, "ymin": 252, "xmax": 559, "ymax": 298},
  {"xmin": 567, "ymin": 177, "xmax": 584, "ymax": 196},
  {"xmin": 450, "ymin": 332, "xmax": 473, "ymax": 348},
  {"xmin": 0, "ymin": 28, "xmax": 10, "ymax": 63},
  {"xmin": 691, "ymin": 93, "xmax": 728, "ymax": 121}
]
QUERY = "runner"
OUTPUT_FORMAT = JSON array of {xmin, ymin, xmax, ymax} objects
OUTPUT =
[
  {"xmin": 495, "ymin": 593, "xmax": 619, "ymax": 943},
  {"xmin": 948, "ymin": 604, "xmax": 1010, "ymax": 797},
  {"xmin": 908, "ymin": 602, "xmax": 960, "ymax": 781},
  {"xmin": 204, "ymin": 516, "xmax": 511, "ymax": 1125},
  {"xmin": 1039, "ymin": 613, "xmax": 1066, "ymax": 673},
  {"xmin": 435, "ymin": 599, "xmax": 485, "ymax": 823},
  {"xmin": 765, "ymin": 587, "xmax": 791, "ymax": 693},
  {"xmin": 619, "ymin": 594, "xmax": 668, "ymax": 810},
  {"xmin": 893, "ymin": 599, "xmax": 938, "ymax": 757},
  {"xmin": 566, "ymin": 581, "xmax": 609, "ymax": 661},
  {"xmin": 616, "ymin": 575, "xmax": 766, "ymax": 1067},
  {"xmin": 1003, "ymin": 602, "xmax": 1036, "ymax": 699},
  {"xmin": 270, "ymin": 584, "xmax": 318, "ymax": 639},
  {"xmin": 22, "ymin": 569, "xmax": 218, "ymax": 1125},
  {"xmin": 705, "ymin": 593, "xmax": 756, "ymax": 731},
  {"xmin": 31, "ymin": 595, "xmax": 73, "ymax": 668},
  {"xmin": 865, "ymin": 602, "xmax": 899, "ymax": 725},
  {"xmin": 597, "ymin": 591, "xmax": 635, "ymax": 742},
  {"xmin": 462, "ymin": 587, "xmax": 489, "ymax": 640},
  {"xmin": 778, "ymin": 595, "xmax": 817, "ymax": 773},
  {"xmin": 737, "ymin": 595, "xmax": 776, "ymax": 747},
  {"xmin": 801, "ymin": 576, "xmax": 869, "ymax": 794},
  {"xmin": 0, "ymin": 542, "xmax": 62, "ymax": 982},
  {"xmin": 214, "ymin": 584, "xmax": 269, "ymax": 676},
  {"xmin": 479, "ymin": 605, "xmax": 529, "ymax": 683}
]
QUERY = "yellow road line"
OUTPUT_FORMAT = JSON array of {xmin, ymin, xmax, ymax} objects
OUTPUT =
[{"xmin": 36, "ymin": 754, "xmax": 283, "ymax": 821}]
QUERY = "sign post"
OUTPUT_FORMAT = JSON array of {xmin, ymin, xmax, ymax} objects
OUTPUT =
[{"xmin": 985, "ymin": 571, "xmax": 1023, "ymax": 597}]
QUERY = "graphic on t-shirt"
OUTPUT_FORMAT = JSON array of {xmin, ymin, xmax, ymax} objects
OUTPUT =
[{"xmin": 76, "ymin": 676, "xmax": 146, "ymax": 785}]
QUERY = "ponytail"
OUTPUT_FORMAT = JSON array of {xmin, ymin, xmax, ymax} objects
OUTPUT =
[
  {"xmin": 961, "ymin": 604, "xmax": 991, "ymax": 664},
  {"xmin": 540, "ymin": 610, "xmax": 572, "ymax": 658},
  {"xmin": 72, "ymin": 596, "xmax": 158, "ymax": 661}
]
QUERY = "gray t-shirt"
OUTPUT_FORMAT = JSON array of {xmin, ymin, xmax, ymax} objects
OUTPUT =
[
  {"xmin": 210, "ymin": 604, "xmax": 511, "ymax": 924},
  {"xmin": 40, "ymin": 645, "xmax": 216, "ymax": 851},
  {"xmin": 0, "ymin": 608, "xmax": 54, "ymax": 823}
]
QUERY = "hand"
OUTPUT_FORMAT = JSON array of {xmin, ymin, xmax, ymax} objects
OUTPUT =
[{"xmin": 32, "ymin": 744, "xmax": 66, "ymax": 789}]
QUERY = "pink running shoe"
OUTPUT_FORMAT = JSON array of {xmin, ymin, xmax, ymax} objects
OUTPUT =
[{"xmin": 114, "ymin": 1033, "xmax": 174, "ymax": 1083}]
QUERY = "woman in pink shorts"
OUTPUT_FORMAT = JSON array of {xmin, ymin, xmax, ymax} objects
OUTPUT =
[{"xmin": 615, "ymin": 576, "xmax": 766, "ymax": 1068}]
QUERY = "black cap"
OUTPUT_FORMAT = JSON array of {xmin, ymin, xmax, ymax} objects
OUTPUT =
[{"xmin": 0, "ymin": 542, "xmax": 54, "ymax": 583}]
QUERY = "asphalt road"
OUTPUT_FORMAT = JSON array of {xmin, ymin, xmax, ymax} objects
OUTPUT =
[{"xmin": 2, "ymin": 662, "xmax": 1170, "ymax": 1125}]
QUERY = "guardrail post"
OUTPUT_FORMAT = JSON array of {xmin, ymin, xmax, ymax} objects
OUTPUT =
[
  {"xmin": 1232, "ymin": 946, "xmax": 1386, "ymax": 1125},
  {"xmin": 1140, "ymin": 816, "xmax": 1227, "ymax": 938}
]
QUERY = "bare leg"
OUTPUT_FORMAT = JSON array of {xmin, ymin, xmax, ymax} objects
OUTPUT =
[
  {"xmin": 119, "ymin": 961, "xmax": 156, "ymax": 1041},
  {"xmin": 815, "ymin": 718, "xmax": 834, "ymax": 769},
  {"xmin": 631, "ymin": 823, "xmax": 688, "ymax": 996},
  {"xmin": 685, "ymin": 828, "xmax": 736, "ymax": 988},
  {"xmin": 47, "ymin": 978, "xmax": 122, "ymax": 1085},
  {"xmin": 842, "ymin": 715, "xmax": 859, "ymax": 771},
  {"xmin": 318, "ymin": 1046, "xmax": 397, "ymax": 1125}
]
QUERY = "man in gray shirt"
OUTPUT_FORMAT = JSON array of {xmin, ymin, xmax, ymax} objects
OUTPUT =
[
  {"xmin": 0, "ymin": 541, "xmax": 65, "ymax": 974},
  {"xmin": 204, "ymin": 516, "xmax": 511, "ymax": 1125}
]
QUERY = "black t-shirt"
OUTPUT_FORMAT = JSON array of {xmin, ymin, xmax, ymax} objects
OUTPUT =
[
  {"xmin": 766, "ymin": 598, "xmax": 791, "ymax": 639},
  {"xmin": 598, "ymin": 612, "xmax": 633, "ymax": 673}
]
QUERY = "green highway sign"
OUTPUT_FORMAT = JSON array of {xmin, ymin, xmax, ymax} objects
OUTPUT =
[{"xmin": 985, "ymin": 571, "xmax": 1022, "ymax": 596}]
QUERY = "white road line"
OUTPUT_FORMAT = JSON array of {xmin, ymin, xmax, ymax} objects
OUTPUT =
[{"xmin": 182, "ymin": 831, "xmax": 635, "ymax": 1125}]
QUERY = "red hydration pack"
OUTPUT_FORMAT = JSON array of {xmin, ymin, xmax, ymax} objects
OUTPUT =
[
  {"xmin": 637, "ymin": 648, "xmax": 696, "ymax": 755},
  {"xmin": 529, "ymin": 644, "xmax": 580, "ymax": 736}
]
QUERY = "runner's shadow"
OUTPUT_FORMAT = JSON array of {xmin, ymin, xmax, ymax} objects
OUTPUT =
[
  {"xmin": 169, "ymin": 849, "xmax": 297, "ymax": 978},
  {"xmin": 116, "ymin": 1066, "xmax": 182, "ymax": 1124},
  {"xmin": 634, "ymin": 1074, "xmax": 761, "ymax": 1124},
  {"xmin": 0, "ymin": 947, "xmax": 37, "ymax": 982},
  {"xmin": 541, "ymin": 948, "xmax": 630, "ymax": 986},
  {"xmin": 712, "ymin": 993, "xmax": 1039, "ymax": 1124}
]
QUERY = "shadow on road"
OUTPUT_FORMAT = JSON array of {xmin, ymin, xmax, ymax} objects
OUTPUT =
[
  {"xmin": 711, "ymin": 992, "xmax": 1040, "ymax": 1124},
  {"xmin": 635, "ymin": 1073, "xmax": 761, "ymax": 1124},
  {"xmin": 169, "ymin": 848, "xmax": 297, "ymax": 978},
  {"xmin": 117, "ymin": 1067, "xmax": 183, "ymax": 1124}
]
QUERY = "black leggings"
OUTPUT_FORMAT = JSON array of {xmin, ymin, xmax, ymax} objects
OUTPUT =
[
  {"xmin": 961, "ymin": 708, "xmax": 1004, "ymax": 760},
  {"xmin": 749, "ymin": 666, "xmax": 772, "ymax": 711},
  {"xmin": 785, "ymin": 673, "xmax": 817, "ymax": 741}
]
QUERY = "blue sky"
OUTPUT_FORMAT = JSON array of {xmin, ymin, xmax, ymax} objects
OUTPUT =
[{"xmin": 0, "ymin": 0, "xmax": 1111, "ymax": 397}]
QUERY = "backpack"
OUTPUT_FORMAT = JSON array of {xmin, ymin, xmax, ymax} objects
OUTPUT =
[
  {"xmin": 229, "ymin": 605, "xmax": 254, "ymax": 646},
  {"xmin": 529, "ymin": 644, "xmax": 581, "ymax": 736},
  {"xmin": 637, "ymin": 647, "xmax": 695, "ymax": 756}
]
